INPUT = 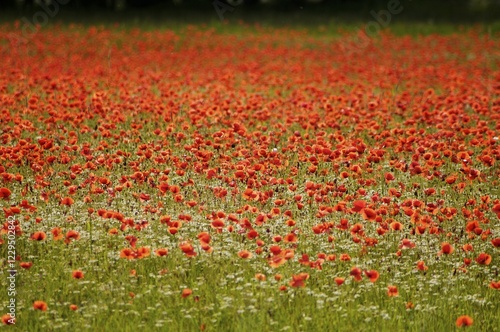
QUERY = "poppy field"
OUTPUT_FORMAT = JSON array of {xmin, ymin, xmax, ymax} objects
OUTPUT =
[{"xmin": 0, "ymin": 23, "xmax": 500, "ymax": 331}]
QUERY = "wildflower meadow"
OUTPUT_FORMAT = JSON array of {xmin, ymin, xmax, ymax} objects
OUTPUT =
[{"xmin": 0, "ymin": 22, "xmax": 499, "ymax": 331}]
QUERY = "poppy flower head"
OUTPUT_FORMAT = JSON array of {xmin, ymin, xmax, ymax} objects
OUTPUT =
[
  {"xmin": 491, "ymin": 238, "xmax": 500, "ymax": 248},
  {"xmin": 255, "ymin": 273, "xmax": 266, "ymax": 281},
  {"xmin": 364, "ymin": 270, "xmax": 379, "ymax": 282},
  {"xmin": 72, "ymin": 270, "xmax": 84, "ymax": 279},
  {"xmin": 405, "ymin": 302, "xmax": 415, "ymax": 310},
  {"xmin": 238, "ymin": 250, "xmax": 252, "ymax": 259},
  {"xmin": 391, "ymin": 222, "xmax": 404, "ymax": 231},
  {"xmin": 269, "ymin": 245, "xmax": 282, "ymax": 255},
  {"xmin": 439, "ymin": 242, "xmax": 454, "ymax": 255},
  {"xmin": 475, "ymin": 253, "xmax": 492, "ymax": 265},
  {"xmin": 384, "ymin": 172, "xmax": 395, "ymax": 182},
  {"xmin": 361, "ymin": 208, "xmax": 377, "ymax": 221},
  {"xmin": 33, "ymin": 300, "xmax": 48, "ymax": 311},
  {"xmin": 334, "ymin": 277, "xmax": 345, "ymax": 286},
  {"xmin": 416, "ymin": 260, "xmax": 428, "ymax": 271},
  {"xmin": 155, "ymin": 248, "xmax": 168, "ymax": 257},
  {"xmin": 197, "ymin": 232, "xmax": 211, "ymax": 244},
  {"xmin": 462, "ymin": 244, "xmax": 473, "ymax": 252},
  {"xmin": 64, "ymin": 230, "xmax": 80, "ymax": 244},
  {"xmin": 30, "ymin": 231, "xmax": 46, "ymax": 241},
  {"xmin": 387, "ymin": 285, "xmax": 399, "ymax": 297},
  {"xmin": 268, "ymin": 254, "xmax": 287, "ymax": 268},
  {"xmin": 289, "ymin": 273, "xmax": 309, "ymax": 288},
  {"xmin": 51, "ymin": 227, "xmax": 63, "ymax": 240},
  {"xmin": 1, "ymin": 314, "xmax": 14, "ymax": 325},
  {"xmin": 120, "ymin": 248, "xmax": 135, "ymax": 259},
  {"xmin": 283, "ymin": 232, "xmax": 298, "ymax": 243},
  {"xmin": 135, "ymin": 247, "xmax": 150, "ymax": 259},
  {"xmin": 181, "ymin": 288, "xmax": 192, "ymax": 298},
  {"xmin": 20, "ymin": 262, "xmax": 33, "ymax": 269},
  {"xmin": 60, "ymin": 197, "xmax": 74, "ymax": 206},
  {"xmin": 0, "ymin": 187, "xmax": 11, "ymax": 200},
  {"xmin": 210, "ymin": 219, "xmax": 224, "ymax": 229},
  {"xmin": 352, "ymin": 200, "xmax": 366, "ymax": 212},
  {"xmin": 492, "ymin": 204, "xmax": 500, "ymax": 218},
  {"xmin": 180, "ymin": 242, "xmax": 197, "ymax": 257},
  {"xmin": 350, "ymin": 267, "xmax": 362, "ymax": 281},
  {"xmin": 489, "ymin": 280, "xmax": 500, "ymax": 289},
  {"xmin": 399, "ymin": 239, "xmax": 415, "ymax": 249},
  {"xmin": 455, "ymin": 315, "xmax": 473, "ymax": 327},
  {"xmin": 340, "ymin": 253, "xmax": 351, "ymax": 261}
]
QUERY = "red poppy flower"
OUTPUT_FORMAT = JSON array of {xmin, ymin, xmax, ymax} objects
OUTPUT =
[
  {"xmin": 50, "ymin": 227, "xmax": 63, "ymax": 240},
  {"xmin": 255, "ymin": 273, "xmax": 266, "ymax": 281},
  {"xmin": 120, "ymin": 248, "xmax": 135, "ymax": 259},
  {"xmin": 416, "ymin": 261, "xmax": 428, "ymax": 271},
  {"xmin": 268, "ymin": 254, "xmax": 287, "ymax": 268},
  {"xmin": 361, "ymin": 208, "xmax": 377, "ymax": 221},
  {"xmin": 350, "ymin": 267, "xmax": 362, "ymax": 281},
  {"xmin": 491, "ymin": 238, "xmax": 500, "ymax": 248},
  {"xmin": 391, "ymin": 222, "xmax": 404, "ymax": 231},
  {"xmin": 399, "ymin": 239, "xmax": 415, "ymax": 249},
  {"xmin": 64, "ymin": 230, "xmax": 80, "ymax": 244},
  {"xmin": 197, "ymin": 232, "xmax": 211, "ymax": 244},
  {"xmin": 384, "ymin": 172, "xmax": 395, "ymax": 182},
  {"xmin": 283, "ymin": 233, "xmax": 298, "ymax": 243},
  {"xmin": 60, "ymin": 197, "xmax": 74, "ymax": 206},
  {"xmin": 455, "ymin": 315, "xmax": 473, "ymax": 327},
  {"xmin": 181, "ymin": 288, "xmax": 192, "ymax": 298},
  {"xmin": 179, "ymin": 242, "xmax": 197, "ymax": 257},
  {"xmin": 238, "ymin": 250, "xmax": 252, "ymax": 259},
  {"xmin": 445, "ymin": 175, "xmax": 457, "ymax": 184},
  {"xmin": 1, "ymin": 314, "xmax": 15, "ymax": 325},
  {"xmin": 0, "ymin": 188, "xmax": 11, "ymax": 200},
  {"xmin": 211, "ymin": 219, "xmax": 224, "ymax": 229},
  {"xmin": 462, "ymin": 244, "xmax": 473, "ymax": 252},
  {"xmin": 387, "ymin": 285, "xmax": 399, "ymax": 297},
  {"xmin": 155, "ymin": 248, "xmax": 168, "ymax": 257},
  {"xmin": 247, "ymin": 229, "xmax": 259, "ymax": 239},
  {"xmin": 492, "ymin": 203, "xmax": 500, "ymax": 217},
  {"xmin": 33, "ymin": 300, "xmax": 48, "ymax": 311},
  {"xmin": 136, "ymin": 247, "xmax": 150, "ymax": 259},
  {"xmin": 489, "ymin": 280, "xmax": 500, "ymax": 289},
  {"xmin": 289, "ymin": 273, "xmax": 309, "ymax": 288},
  {"xmin": 352, "ymin": 200, "xmax": 366, "ymax": 212},
  {"xmin": 72, "ymin": 270, "xmax": 84, "ymax": 279},
  {"xmin": 20, "ymin": 262, "xmax": 33, "ymax": 269},
  {"xmin": 31, "ymin": 231, "xmax": 46, "ymax": 241},
  {"xmin": 364, "ymin": 270, "xmax": 379, "ymax": 282},
  {"xmin": 439, "ymin": 242, "xmax": 454, "ymax": 255},
  {"xmin": 334, "ymin": 277, "xmax": 345, "ymax": 286},
  {"xmin": 475, "ymin": 253, "xmax": 492, "ymax": 265},
  {"xmin": 340, "ymin": 253, "xmax": 351, "ymax": 261}
]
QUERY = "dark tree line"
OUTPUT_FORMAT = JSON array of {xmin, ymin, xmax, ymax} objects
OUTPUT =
[
  {"xmin": 1, "ymin": 0, "xmax": 498, "ymax": 21},
  {"xmin": 1, "ymin": 0, "xmax": 476, "ymax": 11}
]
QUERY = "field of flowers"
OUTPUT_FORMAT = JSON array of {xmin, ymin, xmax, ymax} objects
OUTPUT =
[{"xmin": 0, "ymin": 23, "xmax": 499, "ymax": 331}]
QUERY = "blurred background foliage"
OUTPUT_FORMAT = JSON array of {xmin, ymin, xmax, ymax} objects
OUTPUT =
[{"xmin": 1, "ymin": 0, "xmax": 500, "ymax": 25}]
